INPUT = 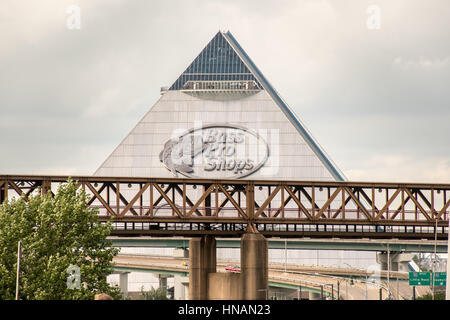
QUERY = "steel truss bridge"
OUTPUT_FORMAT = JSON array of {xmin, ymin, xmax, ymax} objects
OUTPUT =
[{"xmin": 1, "ymin": 175, "xmax": 449, "ymax": 240}]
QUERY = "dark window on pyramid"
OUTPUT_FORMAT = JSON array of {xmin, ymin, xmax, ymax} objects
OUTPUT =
[{"xmin": 169, "ymin": 32, "xmax": 262, "ymax": 90}]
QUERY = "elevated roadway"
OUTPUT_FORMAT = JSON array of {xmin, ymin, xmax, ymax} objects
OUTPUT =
[
  {"xmin": 112, "ymin": 254, "xmax": 429, "ymax": 300},
  {"xmin": 109, "ymin": 236, "xmax": 448, "ymax": 253}
]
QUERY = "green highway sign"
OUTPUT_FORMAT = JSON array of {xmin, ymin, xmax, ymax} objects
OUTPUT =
[
  {"xmin": 433, "ymin": 272, "xmax": 447, "ymax": 286},
  {"xmin": 409, "ymin": 272, "xmax": 431, "ymax": 286},
  {"xmin": 409, "ymin": 272, "xmax": 447, "ymax": 286}
]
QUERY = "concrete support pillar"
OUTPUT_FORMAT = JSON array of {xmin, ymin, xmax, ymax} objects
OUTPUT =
[
  {"xmin": 240, "ymin": 233, "xmax": 268, "ymax": 300},
  {"xmin": 119, "ymin": 272, "xmax": 129, "ymax": 298},
  {"xmin": 309, "ymin": 292, "xmax": 321, "ymax": 300},
  {"xmin": 377, "ymin": 252, "xmax": 412, "ymax": 272},
  {"xmin": 174, "ymin": 275, "xmax": 189, "ymax": 300},
  {"xmin": 159, "ymin": 274, "xmax": 168, "ymax": 293},
  {"xmin": 208, "ymin": 273, "xmax": 242, "ymax": 300},
  {"xmin": 189, "ymin": 235, "xmax": 216, "ymax": 300}
]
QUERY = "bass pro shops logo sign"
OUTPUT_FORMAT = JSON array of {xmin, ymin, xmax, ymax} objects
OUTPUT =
[{"xmin": 159, "ymin": 124, "xmax": 269, "ymax": 179}]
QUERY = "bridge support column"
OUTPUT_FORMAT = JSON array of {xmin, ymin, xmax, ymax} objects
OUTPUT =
[
  {"xmin": 377, "ymin": 252, "xmax": 412, "ymax": 272},
  {"xmin": 119, "ymin": 272, "xmax": 129, "ymax": 298},
  {"xmin": 309, "ymin": 292, "xmax": 321, "ymax": 300},
  {"xmin": 159, "ymin": 274, "xmax": 168, "ymax": 294},
  {"xmin": 189, "ymin": 235, "xmax": 216, "ymax": 300},
  {"xmin": 208, "ymin": 273, "xmax": 242, "ymax": 300},
  {"xmin": 0, "ymin": 182, "xmax": 6, "ymax": 204},
  {"xmin": 174, "ymin": 275, "xmax": 189, "ymax": 300},
  {"xmin": 241, "ymin": 233, "xmax": 268, "ymax": 300}
]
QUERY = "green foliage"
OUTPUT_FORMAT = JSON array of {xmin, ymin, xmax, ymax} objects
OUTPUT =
[
  {"xmin": 140, "ymin": 285, "xmax": 168, "ymax": 300},
  {"xmin": 0, "ymin": 179, "xmax": 121, "ymax": 300},
  {"xmin": 416, "ymin": 291, "xmax": 445, "ymax": 300}
]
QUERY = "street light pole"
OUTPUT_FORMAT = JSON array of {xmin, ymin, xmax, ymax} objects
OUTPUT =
[
  {"xmin": 365, "ymin": 276, "xmax": 368, "ymax": 300},
  {"xmin": 432, "ymin": 216, "xmax": 438, "ymax": 300},
  {"xmin": 15, "ymin": 241, "xmax": 22, "ymax": 300},
  {"xmin": 346, "ymin": 280, "xmax": 349, "ymax": 300},
  {"xmin": 396, "ymin": 276, "xmax": 400, "ymax": 300},
  {"xmin": 331, "ymin": 284, "xmax": 334, "ymax": 300},
  {"xmin": 387, "ymin": 244, "xmax": 391, "ymax": 299},
  {"xmin": 337, "ymin": 281, "xmax": 340, "ymax": 300}
]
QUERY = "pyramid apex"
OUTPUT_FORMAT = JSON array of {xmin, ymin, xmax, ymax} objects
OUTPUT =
[{"xmin": 168, "ymin": 30, "xmax": 262, "ymax": 91}]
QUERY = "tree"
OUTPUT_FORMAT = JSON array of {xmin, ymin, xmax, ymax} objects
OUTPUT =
[
  {"xmin": 140, "ymin": 285, "xmax": 168, "ymax": 300},
  {"xmin": 0, "ymin": 179, "xmax": 122, "ymax": 300},
  {"xmin": 416, "ymin": 291, "xmax": 445, "ymax": 300}
]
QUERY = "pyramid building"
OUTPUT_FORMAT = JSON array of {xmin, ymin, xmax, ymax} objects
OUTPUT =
[{"xmin": 94, "ymin": 31, "xmax": 346, "ymax": 182}]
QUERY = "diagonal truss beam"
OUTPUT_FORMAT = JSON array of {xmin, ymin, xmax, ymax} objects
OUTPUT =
[
  {"xmin": 173, "ymin": 184, "xmax": 203, "ymax": 217},
  {"xmin": 86, "ymin": 183, "xmax": 116, "ymax": 216},
  {"xmin": 153, "ymin": 183, "xmax": 183, "ymax": 218},
  {"xmin": 108, "ymin": 183, "xmax": 138, "ymax": 216},
  {"xmin": 1, "ymin": 176, "xmax": 449, "ymax": 228},
  {"xmin": 374, "ymin": 189, "xmax": 401, "ymax": 220},
  {"xmin": 218, "ymin": 184, "xmax": 247, "ymax": 219},
  {"xmin": 284, "ymin": 186, "xmax": 314, "ymax": 219},
  {"xmin": 255, "ymin": 185, "xmax": 281, "ymax": 218},
  {"xmin": 186, "ymin": 184, "xmax": 216, "ymax": 217},
  {"xmin": 343, "ymin": 186, "xmax": 373, "ymax": 221},
  {"xmin": 404, "ymin": 188, "xmax": 432, "ymax": 222}
]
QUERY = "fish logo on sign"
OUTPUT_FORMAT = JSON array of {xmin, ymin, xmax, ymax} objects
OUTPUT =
[{"xmin": 159, "ymin": 124, "xmax": 269, "ymax": 179}]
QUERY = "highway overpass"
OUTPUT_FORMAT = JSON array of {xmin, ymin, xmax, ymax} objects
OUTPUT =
[
  {"xmin": 109, "ymin": 236, "xmax": 448, "ymax": 253},
  {"xmin": 112, "ymin": 254, "xmax": 429, "ymax": 300}
]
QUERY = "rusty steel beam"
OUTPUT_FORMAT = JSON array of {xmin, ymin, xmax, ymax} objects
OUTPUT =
[{"xmin": 0, "ymin": 175, "xmax": 449, "ymax": 239}]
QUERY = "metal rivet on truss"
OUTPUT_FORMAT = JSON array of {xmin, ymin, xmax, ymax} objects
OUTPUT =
[
  {"xmin": 161, "ymin": 184, "xmax": 165, "ymax": 188},
  {"xmin": 258, "ymin": 186, "xmax": 263, "ymax": 191},
  {"xmin": 192, "ymin": 185, "xmax": 196, "ymax": 189},
  {"xmin": 94, "ymin": 183, "xmax": 98, "ymax": 187},
  {"xmin": 128, "ymin": 183, "xmax": 132, "ymax": 188}
]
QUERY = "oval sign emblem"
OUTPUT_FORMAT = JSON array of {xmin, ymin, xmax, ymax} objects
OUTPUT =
[{"xmin": 159, "ymin": 124, "xmax": 269, "ymax": 178}]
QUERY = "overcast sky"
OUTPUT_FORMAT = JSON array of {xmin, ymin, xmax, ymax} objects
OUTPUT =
[{"xmin": 0, "ymin": 0, "xmax": 449, "ymax": 183}]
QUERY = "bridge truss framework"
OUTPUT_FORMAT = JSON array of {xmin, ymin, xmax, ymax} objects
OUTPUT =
[{"xmin": 0, "ymin": 175, "xmax": 449, "ymax": 240}]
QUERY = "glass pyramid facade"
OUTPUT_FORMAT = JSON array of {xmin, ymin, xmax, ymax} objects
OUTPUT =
[
  {"xmin": 95, "ymin": 31, "xmax": 346, "ymax": 181},
  {"xmin": 168, "ymin": 31, "xmax": 345, "ymax": 181},
  {"xmin": 169, "ymin": 31, "xmax": 262, "ymax": 90}
]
